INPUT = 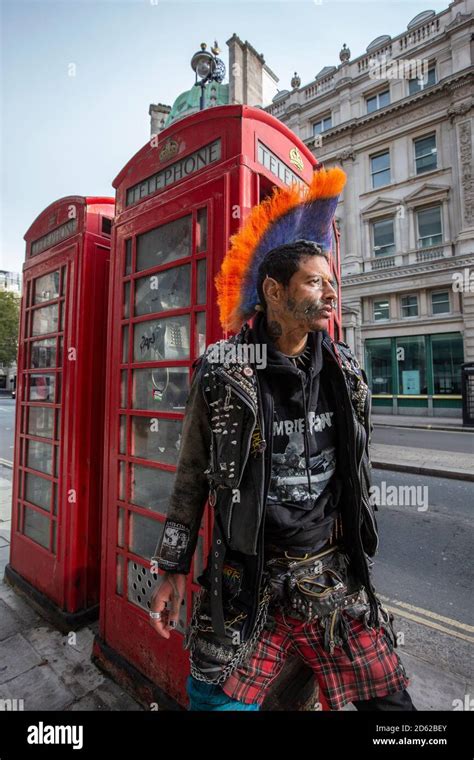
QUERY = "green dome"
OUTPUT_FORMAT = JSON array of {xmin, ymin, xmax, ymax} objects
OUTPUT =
[{"xmin": 164, "ymin": 82, "xmax": 229, "ymax": 127}]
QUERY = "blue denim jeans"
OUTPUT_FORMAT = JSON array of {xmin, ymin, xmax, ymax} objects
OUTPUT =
[{"xmin": 186, "ymin": 675, "xmax": 261, "ymax": 711}]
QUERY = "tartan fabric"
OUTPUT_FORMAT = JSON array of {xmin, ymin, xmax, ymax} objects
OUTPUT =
[{"xmin": 221, "ymin": 607, "xmax": 410, "ymax": 710}]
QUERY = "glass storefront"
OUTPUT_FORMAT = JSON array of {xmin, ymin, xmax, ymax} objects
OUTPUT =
[{"xmin": 365, "ymin": 332, "xmax": 463, "ymax": 405}]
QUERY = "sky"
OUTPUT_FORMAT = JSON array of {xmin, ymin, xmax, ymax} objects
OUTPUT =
[{"xmin": 1, "ymin": 0, "xmax": 448, "ymax": 272}]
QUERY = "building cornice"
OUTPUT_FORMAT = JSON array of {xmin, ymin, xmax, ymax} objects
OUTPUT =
[
  {"xmin": 342, "ymin": 254, "xmax": 474, "ymax": 287},
  {"xmin": 303, "ymin": 69, "xmax": 474, "ymax": 150}
]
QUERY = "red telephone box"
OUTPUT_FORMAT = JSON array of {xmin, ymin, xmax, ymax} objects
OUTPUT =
[
  {"xmin": 5, "ymin": 196, "xmax": 115, "ymax": 631},
  {"xmin": 93, "ymin": 105, "xmax": 341, "ymax": 708}
]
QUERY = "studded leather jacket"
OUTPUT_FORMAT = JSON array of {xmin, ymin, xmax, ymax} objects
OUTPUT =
[{"xmin": 153, "ymin": 317, "xmax": 380, "ymax": 656}]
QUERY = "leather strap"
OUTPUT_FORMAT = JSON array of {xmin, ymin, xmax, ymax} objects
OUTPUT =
[{"xmin": 210, "ymin": 518, "xmax": 227, "ymax": 638}]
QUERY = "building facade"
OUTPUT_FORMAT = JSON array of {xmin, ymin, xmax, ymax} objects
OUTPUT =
[
  {"xmin": 264, "ymin": 0, "xmax": 474, "ymax": 417},
  {"xmin": 0, "ymin": 270, "xmax": 21, "ymax": 393}
]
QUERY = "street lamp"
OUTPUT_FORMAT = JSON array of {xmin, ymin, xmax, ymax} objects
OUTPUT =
[{"xmin": 190, "ymin": 41, "xmax": 226, "ymax": 111}]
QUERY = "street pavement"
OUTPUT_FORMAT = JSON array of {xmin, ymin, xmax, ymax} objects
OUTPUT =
[{"xmin": 0, "ymin": 404, "xmax": 472, "ymax": 711}]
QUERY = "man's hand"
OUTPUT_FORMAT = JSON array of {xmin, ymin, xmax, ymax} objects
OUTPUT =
[{"xmin": 149, "ymin": 573, "xmax": 187, "ymax": 639}]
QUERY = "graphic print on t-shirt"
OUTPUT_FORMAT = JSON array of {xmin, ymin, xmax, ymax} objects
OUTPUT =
[{"xmin": 269, "ymin": 411, "xmax": 336, "ymax": 508}]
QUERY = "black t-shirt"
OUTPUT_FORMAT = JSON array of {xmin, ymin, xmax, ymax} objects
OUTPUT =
[{"xmin": 263, "ymin": 353, "xmax": 342, "ymax": 554}]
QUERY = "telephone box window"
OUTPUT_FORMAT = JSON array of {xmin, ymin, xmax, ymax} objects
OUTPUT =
[
  {"xmin": 123, "ymin": 282, "xmax": 130, "ymax": 319},
  {"xmin": 28, "ymin": 374, "xmax": 56, "ymax": 402},
  {"xmin": 134, "ymin": 264, "xmax": 191, "ymax": 316},
  {"xmin": 130, "ymin": 464, "xmax": 176, "ymax": 514},
  {"xmin": 132, "ymin": 366, "xmax": 189, "ymax": 412},
  {"xmin": 31, "ymin": 304, "xmax": 59, "ymax": 336},
  {"xmin": 195, "ymin": 311, "xmax": 206, "ymax": 357},
  {"xmin": 129, "ymin": 513, "xmax": 162, "ymax": 561},
  {"xmin": 122, "ymin": 325, "xmax": 129, "ymax": 363},
  {"xmin": 118, "ymin": 461, "xmax": 126, "ymax": 501},
  {"xmin": 125, "ymin": 239, "xmax": 132, "ymax": 276},
  {"xmin": 136, "ymin": 215, "xmax": 192, "ymax": 273},
  {"xmin": 133, "ymin": 315, "xmax": 190, "ymax": 362},
  {"xmin": 28, "ymin": 407, "xmax": 54, "ymax": 439},
  {"xmin": 34, "ymin": 271, "xmax": 60, "ymax": 303},
  {"xmin": 26, "ymin": 440, "xmax": 53, "ymax": 475},
  {"xmin": 23, "ymin": 507, "xmax": 50, "ymax": 549},
  {"xmin": 196, "ymin": 259, "xmax": 207, "ymax": 304},
  {"xmin": 25, "ymin": 472, "xmax": 51, "ymax": 511},
  {"xmin": 196, "ymin": 208, "xmax": 208, "ymax": 252},
  {"xmin": 120, "ymin": 370, "xmax": 128, "ymax": 409},
  {"xmin": 30, "ymin": 338, "xmax": 57, "ymax": 368},
  {"xmin": 130, "ymin": 416, "xmax": 181, "ymax": 465}
]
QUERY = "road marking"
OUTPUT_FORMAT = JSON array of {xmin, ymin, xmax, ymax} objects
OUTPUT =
[
  {"xmin": 383, "ymin": 604, "xmax": 474, "ymax": 644},
  {"xmin": 378, "ymin": 594, "xmax": 474, "ymax": 633}
]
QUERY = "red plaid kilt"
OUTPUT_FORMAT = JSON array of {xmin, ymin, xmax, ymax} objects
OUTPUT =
[{"xmin": 221, "ymin": 606, "xmax": 410, "ymax": 710}]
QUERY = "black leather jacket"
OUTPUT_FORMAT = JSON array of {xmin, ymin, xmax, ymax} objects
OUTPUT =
[{"xmin": 153, "ymin": 317, "xmax": 380, "ymax": 650}]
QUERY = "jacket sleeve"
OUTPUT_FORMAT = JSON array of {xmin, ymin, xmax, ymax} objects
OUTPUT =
[{"xmin": 151, "ymin": 358, "xmax": 212, "ymax": 575}]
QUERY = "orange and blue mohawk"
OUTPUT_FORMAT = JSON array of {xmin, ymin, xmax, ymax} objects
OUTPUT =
[{"xmin": 215, "ymin": 165, "xmax": 347, "ymax": 333}]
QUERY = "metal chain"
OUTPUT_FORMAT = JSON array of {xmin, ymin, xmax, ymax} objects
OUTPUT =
[{"xmin": 187, "ymin": 583, "xmax": 274, "ymax": 686}]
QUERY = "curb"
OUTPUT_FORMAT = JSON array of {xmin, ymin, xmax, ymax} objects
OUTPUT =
[
  {"xmin": 373, "ymin": 422, "xmax": 472, "ymax": 433},
  {"xmin": 372, "ymin": 459, "xmax": 474, "ymax": 483}
]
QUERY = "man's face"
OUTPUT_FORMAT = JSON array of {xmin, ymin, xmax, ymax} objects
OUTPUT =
[{"xmin": 282, "ymin": 255, "xmax": 338, "ymax": 332}]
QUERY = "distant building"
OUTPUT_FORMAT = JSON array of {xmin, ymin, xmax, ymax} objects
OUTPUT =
[
  {"xmin": 264, "ymin": 0, "xmax": 473, "ymax": 417},
  {"xmin": 0, "ymin": 270, "xmax": 21, "ymax": 393}
]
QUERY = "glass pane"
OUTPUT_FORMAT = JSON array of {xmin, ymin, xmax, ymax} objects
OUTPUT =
[
  {"xmin": 132, "ymin": 366, "xmax": 189, "ymax": 411},
  {"xmin": 54, "ymin": 445, "xmax": 59, "ymax": 477},
  {"xmin": 432, "ymin": 333, "xmax": 463, "ymax": 394},
  {"xmin": 373, "ymin": 300, "xmax": 389, "ymax": 321},
  {"xmin": 371, "ymin": 153, "xmax": 389, "ymax": 173},
  {"xmin": 27, "ymin": 440, "xmax": 53, "ymax": 475},
  {"xmin": 418, "ymin": 206, "xmax": 442, "ymax": 243},
  {"xmin": 59, "ymin": 301, "xmax": 65, "ymax": 332},
  {"xmin": 55, "ymin": 408, "xmax": 61, "ymax": 439},
  {"xmin": 134, "ymin": 264, "xmax": 191, "ymax": 316},
  {"xmin": 30, "ymin": 338, "xmax": 57, "ymax": 368},
  {"xmin": 122, "ymin": 325, "xmax": 129, "ymax": 363},
  {"xmin": 23, "ymin": 506, "xmax": 50, "ymax": 549},
  {"xmin": 53, "ymin": 484, "xmax": 58, "ymax": 515},
  {"xmin": 130, "ymin": 464, "xmax": 176, "ymax": 514},
  {"xmin": 120, "ymin": 370, "xmax": 128, "ymax": 408},
  {"xmin": 432, "ymin": 292, "xmax": 449, "ymax": 315},
  {"xmin": 196, "ymin": 208, "xmax": 208, "ymax": 252},
  {"xmin": 52, "ymin": 520, "xmax": 57, "ymax": 553},
  {"xmin": 28, "ymin": 407, "xmax": 54, "ymax": 438},
  {"xmin": 131, "ymin": 416, "xmax": 182, "ymax": 465},
  {"xmin": 61, "ymin": 266, "xmax": 66, "ymax": 296},
  {"xmin": 119, "ymin": 460, "xmax": 126, "ymax": 501},
  {"xmin": 58, "ymin": 337, "xmax": 63, "ymax": 366},
  {"xmin": 366, "ymin": 96, "xmax": 377, "ymax": 113},
  {"xmin": 397, "ymin": 336, "xmax": 426, "ymax": 395},
  {"xmin": 129, "ymin": 513, "xmax": 162, "ymax": 561},
  {"xmin": 25, "ymin": 472, "xmax": 51, "ymax": 511},
  {"xmin": 401, "ymin": 295, "xmax": 418, "ymax": 317},
  {"xmin": 373, "ymin": 219, "xmax": 394, "ymax": 255},
  {"xmin": 56, "ymin": 372, "xmax": 62, "ymax": 404},
  {"xmin": 136, "ymin": 215, "xmax": 192, "ymax": 272},
  {"xmin": 133, "ymin": 315, "xmax": 190, "ymax": 362},
  {"xmin": 379, "ymin": 90, "xmax": 390, "ymax": 108},
  {"xmin": 196, "ymin": 259, "xmax": 207, "ymax": 304},
  {"xmin": 31, "ymin": 304, "xmax": 59, "ymax": 336},
  {"xmin": 125, "ymin": 239, "xmax": 132, "ymax": 276},
  {"xmin": 118, "ymin": 508, "xmax": 125, "ymax": 548},
  {"xmin": 119, "ymin": 415, "xmax": 127, "ymax": 454},
  {"xmin": 366, "ymin": 338, "xmax": 392, "ymax": 394},
  {"xmin": 29, "ymin": 374, "xmax": 56, "ymax": 402},
  {"xmin": 34, "ymin": 271, "xmax": 60, "ymax": 304},
  {"xmin": 195, "ymin": 311, "xmax": 206, "ymax": 357},
  {"xmin": 123, "ymin": 282, "xmax": 130, "ymax": 319}
]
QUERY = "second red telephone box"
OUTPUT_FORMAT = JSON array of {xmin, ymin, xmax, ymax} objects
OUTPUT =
[{"xmin": 6, "ymin": 196, "xmax": 114, "ymax": 630}]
